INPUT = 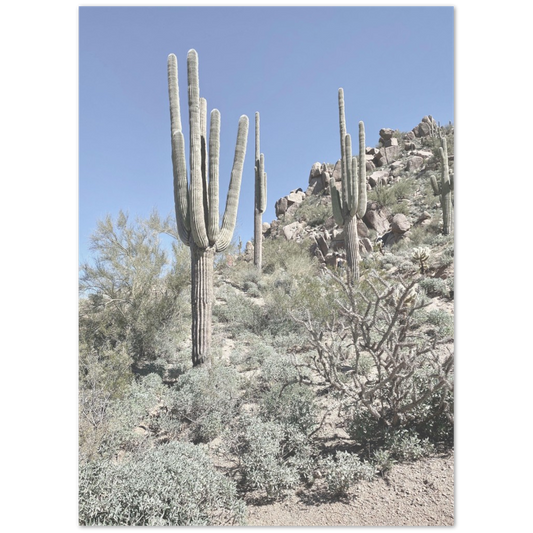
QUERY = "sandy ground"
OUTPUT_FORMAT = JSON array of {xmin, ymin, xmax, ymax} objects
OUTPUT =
[{"xmin": 245, "ymin": 451, "xmax": 454, "ymax": 526}]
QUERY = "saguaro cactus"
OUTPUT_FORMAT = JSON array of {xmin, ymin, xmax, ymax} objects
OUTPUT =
[
  {"xmin": 254, "ymin": 112, "xmax": 267, "ymax": 270},
  {"xmin": 329, "ymin": 88, "xmax": 367, "ymax": 282},
  {"xmin": 168, "ymin": 50, "xmax": 249, "ymax": 366},
  {"xmin": 430, "ymin": 135, "xmax": 453, "ymax": 235}
]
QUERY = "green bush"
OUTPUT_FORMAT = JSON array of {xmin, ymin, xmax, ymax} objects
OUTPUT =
[
  {"xmin": 260, "ymin": 383, "xmax": 318, "ymax": 435},
  {"xmin": 170, "ymin": 365, "xmax": 242, "ymax": 442},
  {"xmin": 321, "ymin": 451, "xmax": 375, "ymax": 497},
  {"xmin": 384, "ymin": 429, "xmax": 435, "ymax": 462},
  {"xmin": 79, "ymin": 441, "xmax": 246, "ymax": 526},
  {"xmin": 419, "ymin": 277, "xmax": 450, "ymax": 298},
  {"xmin": 228, "ymin": 416, "xmax": 315, "ymax": 499},
  {"xmin": 96, "ymin": 373, "xmax": 168, "ymax": 458}
]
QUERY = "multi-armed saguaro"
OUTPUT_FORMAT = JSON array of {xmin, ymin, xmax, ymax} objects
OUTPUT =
[
  {"xmin": 430, "ymin": 134, "xmax": 453, "ymax": 235},
  {"xmin": 254, "ymin": 112, "xmax": 267, "ymax": 270},
  {"xmin": 167, "ymin": 49, "xmax": 249, "ymax": 366},
  {"xmin": 329, "ymin": 88, "xmax": 367, "ymax": 282}
]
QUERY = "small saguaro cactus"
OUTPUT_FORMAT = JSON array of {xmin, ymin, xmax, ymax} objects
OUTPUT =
[
  {"xmin": 167, "ymin": 49, "xmax": 249, "ymax": 366},
  {"xmin": 430, "ymin": 134, "xmax": 453, "ymax": 235},
  {"xmin": 329, "ymin": 88, "xmax": 367, "ymax": 283},
  {"xmin": 254, "ymin": 112, "xmax": 267, "ymax": 270}
]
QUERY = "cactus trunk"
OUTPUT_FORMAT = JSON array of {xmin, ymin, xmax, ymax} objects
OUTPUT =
[
  {"xmin": 344, "ymin": 214, "xmax": 360, "ymax": 282},
  {"xmin": 190, "ymin": 243, "xmax": 215, "ymax": 367},
  {"xmin": 253, "ymin": 112, "xmax": 266, "ymax": 270},
  {"xmin": 440, "ymin": 140, "xmax": 452, "ymax": 235}
]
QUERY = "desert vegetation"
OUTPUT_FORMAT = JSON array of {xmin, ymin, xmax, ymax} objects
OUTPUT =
[{"xmin": 79, "ymin": 50, "xmax": 454, "ymax": 526}]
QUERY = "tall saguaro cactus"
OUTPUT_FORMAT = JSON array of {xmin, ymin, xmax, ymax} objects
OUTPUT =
[
  {"xmin": 329, "ymin": 88, "xmax": 367, "ymax": 283},
  {"xmin": 168, "ymin": 50, "xmax": 249, "ymax": 366},
  {"xmin": 254, "ymin": 112, "xmax": 267, "ymax": 270},
  {"xmin": 430, "ymin": 135, "xmax": 453, "ymax": 235}
]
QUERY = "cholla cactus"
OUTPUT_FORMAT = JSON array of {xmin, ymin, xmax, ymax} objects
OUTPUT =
[
  {"xmin": 411, "ymin": 246, "xmax": 431, "ymax": 274},
  {"xmin": 254, "ymin": 112, "xmax": 267, "ymax": 270},
  {"xmin": 168, "ymin": 50, "xmax": 249, "ymax": 366},
  {"xmin": 430, "ymin": 135, "xmax": 453, "ymax": 235},
  {"xmin": 329, "ymin": 88, "xmax": 367, "ymax": 283}
]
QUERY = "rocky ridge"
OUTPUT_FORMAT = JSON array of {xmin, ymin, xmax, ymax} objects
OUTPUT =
[{"xmin": 245, "ymin": 115, "xmax": 454, "ymax": 270}]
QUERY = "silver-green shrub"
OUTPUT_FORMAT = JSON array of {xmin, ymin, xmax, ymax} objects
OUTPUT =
[
  {"xmin": 170, "ymin": 365, "xmax": 242, "ymax": 442},
  {"xmin": 79, "ymin": 441, "xmax": 246, "ymax": 526},
  {"xmin": 228, "ymin": 415, "xmax": 315, "ymax": 500},
  {"xmin": 321, "ymin": 451, "xmax": 375, "ymax": 497}
]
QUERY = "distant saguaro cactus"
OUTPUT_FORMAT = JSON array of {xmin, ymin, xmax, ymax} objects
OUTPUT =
[
  {"xmin": 430, "ymin": 135, "xmax": 453, "ymax": 235},
  {"xmin": 329, "ymin": 88, "xmax": 367, "ymax": 283},
  {"xmin": 254, "ymin": 112, "xmax": 267, "ymax": 270},
  {"xmin": 168, "ymin": 50, "xmax": 249, "ymax": 366}
]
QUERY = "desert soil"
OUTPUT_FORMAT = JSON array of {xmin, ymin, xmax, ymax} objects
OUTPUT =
[{"xmin": 245, "ymin": 450, "xmax": 454, "ymax": 526}]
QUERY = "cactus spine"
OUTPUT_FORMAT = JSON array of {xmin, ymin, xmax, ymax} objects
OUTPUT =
[
  {"xmin": 254, "ymin": 112, "xmax": 267, "ymax": 270},
  {"xmin": 329, "ymin": 88, "xmax": 367, "ymax": 282},
  {"xmin": 430, "ymin": 135, "xmax": 453, "ymax": 235},
  {"xmin": 168, "ymin": 50, "xmax": 249, "ymax": 366}
]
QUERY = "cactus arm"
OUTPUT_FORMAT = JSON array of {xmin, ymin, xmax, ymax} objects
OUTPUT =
[
  {"xmin": 430, "ymin": 174, "xmax": 441, "ymax": 196},
  {"xmin": 168, "ymin": 55, "xmax": 190, "ymax": 244},
  {"xmin": 171, "ymin": 130, "xmax": 191, "ymax": 245},
  {"xmin": 350, "ymin": 156, "xmax": 358, "ymax": 218},
  {"xmin": 200, "ymin": 97, "xmax": 209, "ymax": 217},
  {"xmin": 257, "ymin": 153, "xmax": 266, "ymax": 213},
  {"xmin": 344, "ymin": 133, "xmax": 354, "ymax": 213},
  {"xmin": 167, "ymin": 54, "xmax": 182, "ymax": 135},
  {"xmin": 207, "ymin": 109, "xmax": 221, "ymax": 244},
  {"xmin": 330, "ymin": 178, "xmax": 345, "ymax": 226},
  {"xmin": 338, "ymin": 88, "xmax": 348, "ymax": 210},
  {"xmin": 255, "ymin": 112, "xmax": 260, "ymax": 162},
  {"xmin": 187, "ymin": 49, "xmax": 210, "ymax": 249},
  {"xmin": 356, "ymin": 121, "xmax": 367, "ymax": 219},
  {"xmin": 216, "ymin": 114, "xmax": 249, "ymax": 252}
]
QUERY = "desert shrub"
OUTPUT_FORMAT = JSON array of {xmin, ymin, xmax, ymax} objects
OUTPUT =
[
  {"xmin": 214, "ymin": 290, "xmax": 266, "ymax": 337},
  {"xmin": 384, "ymin": 429, "xmax": 435, "ymax": 462},
  {"xmin": 297, "ymin": 271, "xmax": 454, "ymax": 449},
  {"xmin": 79, "ymin": 441, "xmax": 246, "ymax": 526},
  {"xmin": 419, "ymin": 277, "xmax": 450, "ymax": 298},
  {"xmin": 228, "ymin": 416, "xmax": 315, "ymax": 499},
  {"xmin": 426, "ymin": 309, "xmax": 454, "ymax": 337},
  {"xmin": 321, "ymin": 451, "xmax": 375, "ymax": 497},
  {"xmin": 372, "ymin": 449, "xmax": 396, "ymax": 476},
  {"xmin": 232, "ymin": 340, "xmax": 277, "ymax": 372},
  {"xmin": 170, "ymin": 365, "xmax": 242, "ymax": 442},
  {"xmin": 260, "ymin": 383, "xmax": 318, "ymax": 435},
  {"xmin": 100, "ymin": 373, "xmax": 168, "ymax": 456},
  {"xmin": 294, "ymin": 196, "xmax": 331, "ymax": 226},
  {"xmin": 243, "ymin": 280, "xmax": 261, "ymax": 297},
  {"xmin": 260, "ymin": 352, "xmax": 299, "ymax": 386}
]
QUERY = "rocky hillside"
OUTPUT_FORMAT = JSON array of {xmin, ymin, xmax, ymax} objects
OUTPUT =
[{"xmin": 246, "ymin": 115, "xmax": 454, "ymax": 275}]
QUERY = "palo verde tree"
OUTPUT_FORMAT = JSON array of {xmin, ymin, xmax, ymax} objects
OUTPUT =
[
  {"xmin": 254, "ymin": 112, "xmax": 267, "ymax": 270},
  {"xmin": 167, "ymin": 49, "xmax": 249, "ymax": 366},
  {"xmin": 329, "ymin": 88, "xmax": 367, "ymax": 283}
]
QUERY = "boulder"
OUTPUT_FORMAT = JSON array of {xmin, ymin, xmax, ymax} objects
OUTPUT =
[
  {"xmin": 283, "ymin": 221, "xmax": 304, "ymax": 241},
  {"xmin": 262, "ymin": 222, "xmax": 271, "ymax": 233},
  {"xmin": 406, "ymin": 155, "xmax": 425, "ymax": 172},
  {"xmin": 391, "ymin": 213, "xmax": 410, "ymax": 234},
  {"xmin": 359, "ymin": 237, "xmax": 373, "ymax": 253},
  {"xmin": 315, "ymin": 233, "xmax": 329, "ymax": 256},
  {"xmin": 287, "ymin": 188, "xmax": 306, "ymax": 204},
  {"xmin": 309, "ymin": 162, "xmax": 323, "ymax": 180},
  {"xmin": 381, "ymin": 137, "xmax": 398, "ymax": 148},
  {"xmin": 374, "ymin": 145, "xmax": 400, "ymax": 165},
  {"xmin": 379, "ymin": 128, "xmax": 394, "ymax": 141},
  {"xmin": 306, "ymin": 176, "xmax": 325, "ymax": 196},
  {"xmin": 332, "ymin": 160, "xmax": 342, "ymax": 181},
  {"xmin": 363, "ymin": 203, "xmax": 391, "ymax": 235},
  {"xmin": 368, "ymin": 170, "xmax": 390, "ymax": 188},
  {"xmin": 275, "ymin": 197, "xmax": 288, "ymax": 217}
]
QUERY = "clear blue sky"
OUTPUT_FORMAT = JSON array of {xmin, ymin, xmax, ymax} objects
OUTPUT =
[{"xmin": 79, "ymin": 5, "xmax": 454, "ymax": 263}]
